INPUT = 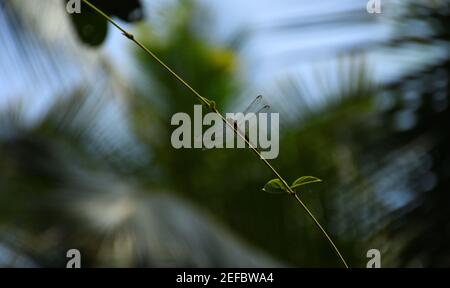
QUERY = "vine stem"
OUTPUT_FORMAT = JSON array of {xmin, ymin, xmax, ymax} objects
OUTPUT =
[{"xmin": 81, "ymin": 0, "xmax": 348, "ymax": 268}]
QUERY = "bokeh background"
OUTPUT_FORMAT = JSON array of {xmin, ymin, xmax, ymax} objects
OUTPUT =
[{"xmin": 0, "ymin": 0, "xmax": 449, "ymax": 267}]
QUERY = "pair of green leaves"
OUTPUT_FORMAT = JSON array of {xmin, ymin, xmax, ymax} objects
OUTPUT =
[
  {"xmin": 66, "ymin": 0, "xmax": 144, "ymax": 46},
  {"xmin": 262, "ymin": 176, "xmax": 322, "ymax": 194}
]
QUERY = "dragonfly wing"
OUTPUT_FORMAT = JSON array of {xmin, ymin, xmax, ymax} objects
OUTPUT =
[
  {"xmin": 237, "ymin": 95, "xmax": 270, "ymax": 129},
  {"xmin": 242, "ymin": 95, "xmax": 263, "ymax": 115}
]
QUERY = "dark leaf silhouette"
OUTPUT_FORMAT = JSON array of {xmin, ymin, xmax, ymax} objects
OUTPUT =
[{"xmin": 66, "ymin": 0, "xmax": 144, "ymax": 46}]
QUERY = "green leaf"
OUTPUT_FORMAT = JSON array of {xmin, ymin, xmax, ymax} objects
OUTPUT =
[
  {"xmin": 290, "ymin": 176, "xmax": 322, "ymax": 190},
  {"xmin": 262, "ymin": 179, "xmax": 287, "ymax": 194}
]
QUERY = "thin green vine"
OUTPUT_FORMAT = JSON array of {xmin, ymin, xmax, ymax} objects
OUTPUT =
[{"xmin": 81, "ymin": 0, "xmax": 349, "ymax": 268}]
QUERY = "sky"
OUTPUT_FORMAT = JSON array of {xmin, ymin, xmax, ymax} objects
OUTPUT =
[
  {"xmin": 103, "ymin": 0, "xmax": 395, "ymax": 108},
  {"xmin": 1, "ymin": 0, "xmax": 444, "ymax": 120}
]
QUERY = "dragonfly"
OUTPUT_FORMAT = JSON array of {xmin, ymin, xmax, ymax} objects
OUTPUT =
[{"xmin": 201, "ymin": 95, "xmax": 270, "ymax": 149}]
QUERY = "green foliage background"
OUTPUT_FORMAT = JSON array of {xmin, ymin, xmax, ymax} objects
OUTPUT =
[{"xmin": 0, "ymin": 0, "xmax": 449, "ymax": 267}]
